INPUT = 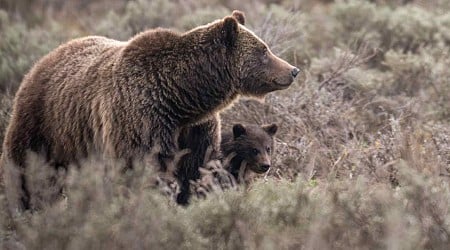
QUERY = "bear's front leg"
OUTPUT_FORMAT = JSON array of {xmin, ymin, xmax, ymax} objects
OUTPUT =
[
  {"xmin": 157, "ymin": 125, "xmax": 179, "ymax": 173},
  {"xmin": 176, "ymin": 115, "xmax": 221, "ymax": 205}
]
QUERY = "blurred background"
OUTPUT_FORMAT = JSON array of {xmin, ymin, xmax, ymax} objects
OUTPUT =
[{"xmin": 1, "ymin": 0, "xmax": 450, "ymax": 249}]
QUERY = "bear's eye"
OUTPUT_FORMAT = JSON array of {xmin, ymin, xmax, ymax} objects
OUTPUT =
[
  {"xmin": 266, "ymin": 146, "xmax": 271, "ymax": 153},
  {"xmin": 252, "ymin": 148, "xmax": 259, "ymax": 155},
  {"xmin": 262, "ymin": 50, "xmax": 269, "ymax": 63}
]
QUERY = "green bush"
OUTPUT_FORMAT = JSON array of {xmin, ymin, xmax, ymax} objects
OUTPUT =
[
  {"xmin": 332, "ymin": 1, "xmax": 447, "ymax": 56},
  {"xmin": 332, "ymin": 1, "xmax": 388, "ymax": 51},
  {"xmin": 3, "ymin": 161, "xmax": 450, "ymax": 249},
  {"xmin": 176, "ymin": 7, "xmax": 230, "ymax": 30},
  {"xmin": 386, "ymin": 6, "xmax": 440, "ymax": 52},
  {"xmin": 0, "ymin": 10, "xmax": 76, "ymax": 92},
  {"xmin": 0, "ymin": 92, "xmax": 13, "ymax": 147},
  {"xmin": 252, "ymin": 4, "xmax": 307, "ymax": 65},
  {"xmin": 382, "ymin": 50, "xmax": 434, "ymax": 96},
  {"xmin": 94, "ymin": 0, "xmax": 180, "ymax": 40},
  {"xmin": 437, "ymin": 13, "xmax": 450, "ymax": 44},
  {"xmin": 380, "ymin": 48, "xmax": 450, "ymax": 120}
]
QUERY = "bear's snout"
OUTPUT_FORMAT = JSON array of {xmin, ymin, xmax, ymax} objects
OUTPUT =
[
  {"xmin": 249, "ymin": 164, "xmax": 270, "ymax": 174},
  {"xmin": 260, "ymin": 164, "xmax": 270, "ymax": 172},
  {"xmin": 266, "ymin": 53, "xmax": 299, "ymax": 88},
  {"xmin": 251, "ymin": 163, "xmax": 270, "ymax": 174},
  {"xmin": 291, "ymin": 67, "xmax": 300, "ymax": 78}
]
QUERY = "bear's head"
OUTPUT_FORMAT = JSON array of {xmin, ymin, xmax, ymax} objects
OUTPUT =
[
  {"xmin": 228, "ymin": 11, "xmax": 300, "ymax": 97},
  {"xmin": 231, "ymin": 123, "xmax": 278, "ymax": 174},
  {"xmin": 190, "ymin": 10, "xmax": 300, "ymax": 98}
]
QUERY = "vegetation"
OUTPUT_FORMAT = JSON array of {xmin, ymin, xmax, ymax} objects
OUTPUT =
[{"xmin": 0, "ymin": 0, "xmax": 449, "ymax": 249}]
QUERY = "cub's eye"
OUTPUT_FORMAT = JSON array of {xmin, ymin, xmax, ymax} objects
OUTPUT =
[
  {"xmin": 266, "ymin": 146, "xmax": 271, "ymax": 153},
  {"xmin": 252, "ymin": 148, "xmax": 259, "ymax": 155}
]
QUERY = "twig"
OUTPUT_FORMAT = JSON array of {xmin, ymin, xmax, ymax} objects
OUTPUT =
[{"xmin": 318, "ymin": 43, "xmax": 378, "ymax": 90}]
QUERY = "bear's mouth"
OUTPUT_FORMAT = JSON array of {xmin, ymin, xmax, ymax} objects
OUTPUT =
[
  {"xmin": 273, "ymin": 77, "xmax": 294, "ymax": 88},
  {"xmin": 249, "ymin": 165, "xmax": 270, "ymax": 174}
]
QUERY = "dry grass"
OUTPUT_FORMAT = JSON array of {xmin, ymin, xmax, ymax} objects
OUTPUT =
[{"xmin": 1, "ymin": 0, "xmax": 450, "ymax": 249}]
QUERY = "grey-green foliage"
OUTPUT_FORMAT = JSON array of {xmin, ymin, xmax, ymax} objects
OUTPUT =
[
  {"xmin": 437, "ymin": 13, "xmax": 450, "ymax": 44},
  {"xmin": 386, "ymin": 6, "xmax": 440, "ymax": 52},
  {"xmin": 0, "ymin": 1, "xmax": 450, "ymax": 249},
  {"xmin": 332, "ymin": 1, "xmax": 387, "ymax": 49},
  {"xmin": 332, "ymin": 1, "xmax": 448, "ymax": 54},
  {"xmin": 0, "ymin": 10, "xmax": 73, "ymax": 91},
  {"xmin": 4, "ymin": 160, "xmax": 450, "ymax": 249},
  {"xmin": 0, "ymin": 92, "xmax": 13, "ymax": 145},
  {"xmin": 94, "ymin": 0, "xmax": 180, "ymax": 40},
  {"xmin": 175, "ymin": 6, "xmax": 231, "ymax": 30},
  {"xmin": 253, "ymin": 4, "xmax": 306, "ymax": 63},
  {"xmin": 382, "ymin": 49, "xmax": 434, "ymax": 96},
  {"xmin": 9, "ymin": 156, "xmax": 206, "ymax": 250}
]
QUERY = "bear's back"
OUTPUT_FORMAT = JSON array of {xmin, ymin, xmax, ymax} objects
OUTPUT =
[{"xmin": 5, "ymin": 36, "xmax": 127, "ymax": 164}]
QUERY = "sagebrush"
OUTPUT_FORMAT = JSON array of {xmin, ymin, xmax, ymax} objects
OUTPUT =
[{"xmin": 1, "ymin": 0, "xmax": 449, "ymax": 249}]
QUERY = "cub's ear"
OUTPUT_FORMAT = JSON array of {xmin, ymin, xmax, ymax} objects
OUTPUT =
[
  {"xmin": 221, "ymin": 16, "xmax": 239, "ymax": 48},
  {"xmin": 232, "ymin": 10, "xmax": 245, "ymax": 25},
  {"xmin": 233, "ymin": 124, "xmax": 246, "ymax": 139},
  {"xmin": 262, "ymin": 123, "xmax": 278, "ymax": 136}
]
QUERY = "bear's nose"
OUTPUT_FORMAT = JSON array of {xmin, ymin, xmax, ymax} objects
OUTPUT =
[
  {"xmin": 291, "ymin": 67, "xmax": 300, "ymax": 78},
  {"xmin": 261, "ymin": 164, "xmax": 270, "ymax": 171}
]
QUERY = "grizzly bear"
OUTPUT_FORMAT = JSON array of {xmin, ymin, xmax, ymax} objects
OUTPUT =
[
  {"xmin": 1, "ymin": 10, "xmax": 299, "ymax": 210},
  {"xmin": 221, "ymin": 123, "xmax": 278, "ymax": 183}
]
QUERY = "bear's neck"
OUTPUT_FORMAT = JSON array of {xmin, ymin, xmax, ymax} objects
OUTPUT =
[
  {"xmin": 178, "ymin": 49, "xmax": 239, "ymax": 122},
  {"xmin": 120, "ymin": 41, "xmax": 239, "ymax": 124}
]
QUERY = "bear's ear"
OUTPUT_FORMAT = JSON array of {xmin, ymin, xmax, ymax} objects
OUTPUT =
[
  {"xmin": 233, "ymin": 124, "xmax": 246, "ymax": 139},
  {"xmin": 221, "ymin": 16, "xmax": 239, "ymax": 48},
  {"xmin": 262, "ymin": 123, "xmax": 278, "ymax": 136},
  {"xmin": 232, "ymin": 10, "xmax": 245, "ymax": 25}
]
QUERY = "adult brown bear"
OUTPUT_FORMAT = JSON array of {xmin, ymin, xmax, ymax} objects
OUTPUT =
[{"xmin": 1, "ymin": 10, "xmax": 299, "ymax": 210}]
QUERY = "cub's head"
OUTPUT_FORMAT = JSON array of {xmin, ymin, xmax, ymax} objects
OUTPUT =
[
  {"xmin": 230, "ymin": 123, "xmax": 278, "ymax": 174},
  {"xmin": 190, "ymin": 10, "xmax": 299, "ymax": 97}
]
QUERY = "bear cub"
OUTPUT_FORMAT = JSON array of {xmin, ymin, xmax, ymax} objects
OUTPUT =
[{"xmin": 221, "ymin": 123, "xmax": 278, "ymax": 183}]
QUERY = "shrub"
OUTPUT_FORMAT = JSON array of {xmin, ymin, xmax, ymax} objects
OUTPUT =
[
  {"xmin": 331, "ymin": 1, "xmax": 446, "ymax": 57},
  {"xmin": 93, "ymin": 0, "xmax": 180, "ymax": 40},
  {"xmin": 5, "ymin": 162, "xmax": 450, "ymax": 249},
  {"xmin": 175, "ymin": 6, "xmax": 231, "ymax": 30},
  {"xmin": 331, "ymin": 1, "xmax": 388, "ymax": 52},
  {"xmin": 386, "ymin": 6, "xmax": 440, "ymax": 52},
  {"xmin": 437, "ymin": 13, "xmax": 450, "ymax": 44},
  {"xmin": 0, "ymin": 10, "xmax": 76, "ymax": 92},
  {"xmin": 3, "ymin": 156, "xmax": 205, "ymax": 250},
  {"xmin": 381, "ymin": 48, "xmax": 450, "ymax": 120},
  {"xmin": 382, "ymin": 49, "xmax": 434, "ymax": 96},
  {"xmin": 0, "ymin": 92, "xmax": 13, "ymax": 147},
  {"xmin": 251, "ymin": 4, "xmax": 306, "ymax": 64}
]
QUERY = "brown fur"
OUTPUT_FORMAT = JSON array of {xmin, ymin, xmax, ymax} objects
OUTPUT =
[
  {"xmin": 221, "ymin": 123, "xmax": 278, "ymax": 183},
  {"xmin": 1, "ymin": 11, "xmax": 298, "ymax": 210}
]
